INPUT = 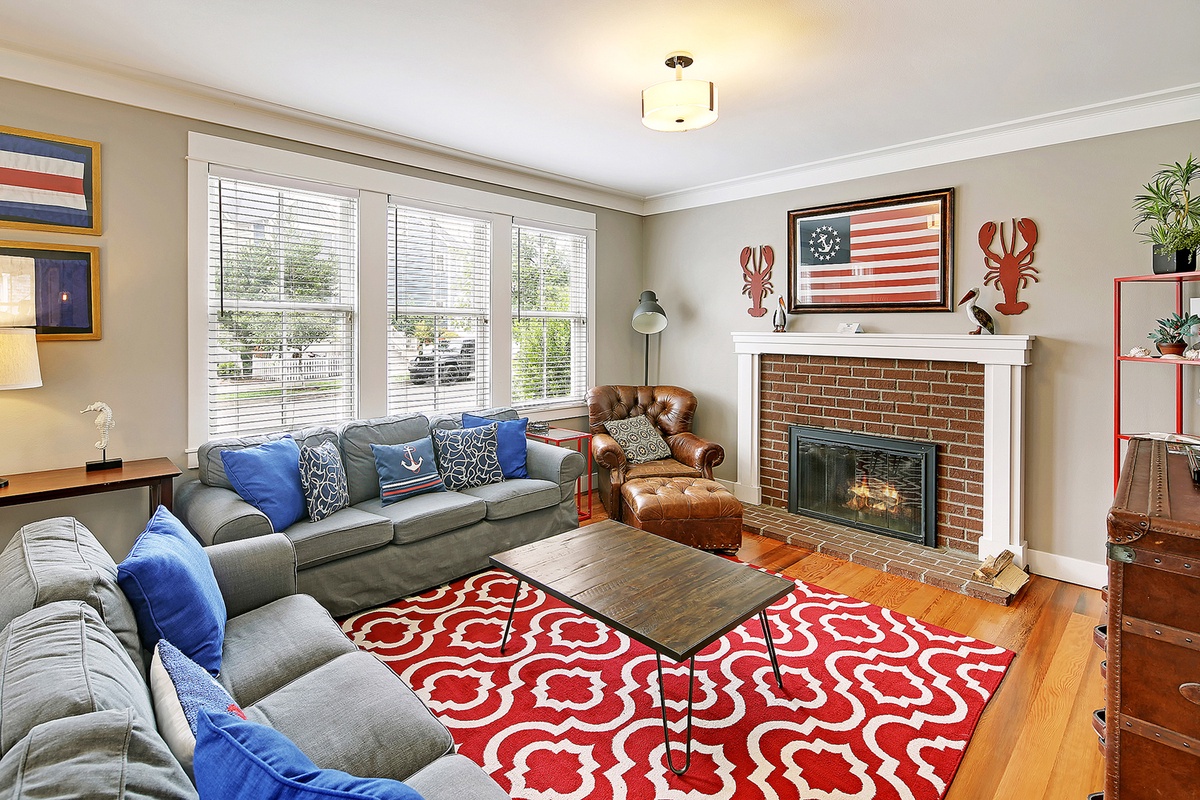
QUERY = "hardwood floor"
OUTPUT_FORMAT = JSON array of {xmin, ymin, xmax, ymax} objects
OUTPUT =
[{"xmin": 582, "ymin": 503, "xmax": 1106, "ymax": 799}]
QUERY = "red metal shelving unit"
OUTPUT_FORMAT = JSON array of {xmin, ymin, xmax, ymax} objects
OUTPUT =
[{"xmin": 1113, "ymin": 272, "xmax": 1200, "ymax": 488}]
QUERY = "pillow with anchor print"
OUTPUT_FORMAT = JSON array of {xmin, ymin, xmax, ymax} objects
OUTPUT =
[
  {"xmin": 371, "ymin": 437, "xmax": 447, "ymax": 505},
  {"xmin": 298, "ymin": 440, "xmax": 350, "ymax": 522}
]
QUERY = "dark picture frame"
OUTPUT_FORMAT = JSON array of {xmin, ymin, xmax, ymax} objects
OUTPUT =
[
  {"xmin": 0, "ymin": 125, "xmax": 102, "ymax": 235},
  {"xmin": 787, "ymin": 187, "xmax": 954, "ymax": 313},
  {"xmin": 0, "ymin": 240, "xmax": 101, "ymax": 340}
]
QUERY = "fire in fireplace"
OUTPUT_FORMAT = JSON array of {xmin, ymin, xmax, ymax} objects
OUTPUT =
[{"xmin": 788, "ymin": 425, "xmax": 937, "ymax": 547}]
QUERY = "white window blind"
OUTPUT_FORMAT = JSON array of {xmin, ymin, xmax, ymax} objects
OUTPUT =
[
  {"xmin": 511, "ymin": 224, "xmax": 588, "ymax": 408},
  {"xmin": 206, "ymin": 175, "xmax": 357, "ymax": 438},
  {"xmin": 386, "ymin": 203, "xmax": 491, "ymax": 414}
]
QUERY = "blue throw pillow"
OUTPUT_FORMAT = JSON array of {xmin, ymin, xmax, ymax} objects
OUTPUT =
[
  {"xmin": 462, "ymin": 413, "xmax": 529, "ymax": 479},
  {"xmin": 221, "ymin": 436, "xmax": 307, "ymax": 531},
  {"xmin": 299, "ymin": 441, "xmax": 350, "ymax": 522},
  {"xmin": 372, "ymin": 438, "xmax": 446, "ymax": 505},
  {"xmin": 431, "ymin": 424, "xmax": 504, "ymax": 491},
  {"xmin": 193, "ymin": 710, "xmax": 424, "ymax": 800},
  {"xmin": 150, "ymin": 639, "xmax": 246, "ymax": 773},
  {"xmin": 117, "ymin": 506, "xmax": 226, "ymax": 674}
]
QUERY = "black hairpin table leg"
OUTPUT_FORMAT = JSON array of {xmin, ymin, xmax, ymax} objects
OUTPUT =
[
  {"xmin": 760, "ymin": 610, "xmax": 783, "ymax": 688},
  {"xmin": 655, "ymin": 653, "xmax": 696, "ymax": 776},
  {"xmin": 499, "ymin": 579, "xmax": 523, "ymax": 653}
]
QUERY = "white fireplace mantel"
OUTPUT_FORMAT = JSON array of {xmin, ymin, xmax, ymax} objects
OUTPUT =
[{"xmin": 732, "ymin": 332, "xmax": 1035, "ymax": 564}]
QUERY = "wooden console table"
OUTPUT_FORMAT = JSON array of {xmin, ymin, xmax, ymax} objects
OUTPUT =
[{"xmin": 0, "ymin": 457, "xmax": 182, "ymax": 517}]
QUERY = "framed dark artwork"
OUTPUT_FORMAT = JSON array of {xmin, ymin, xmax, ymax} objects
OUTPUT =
[
  {"xmin": 787, "ymin": 187, "xmax": 954, "ymax": 313},
  {"xmin": 0, "ymin": 125, "xmax": 102, "ymax": 235},
  {"xmin": 0, "ymin": 240, "xmax": 101, "ymax": 340}
]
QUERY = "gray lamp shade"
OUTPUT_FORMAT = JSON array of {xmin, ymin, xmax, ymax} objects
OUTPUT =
[
  {"xmin": 0, "ymin": 328, "xmax": 41, "ymax": 390},
  {"xmin": 632, "ymin": 291, "xmax": 668, "ymax": 334}
]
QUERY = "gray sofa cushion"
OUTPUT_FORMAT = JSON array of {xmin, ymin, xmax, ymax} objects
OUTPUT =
[
  {"xmin": 282, "ymin": 507, "xmax": 392, "ymax": 569},
  {"xmin": 0, "ymin": 709, "xmax": 197, "ymax": 799},
  {"xmin": 218, "ymin": 594, "xmax": 357, "ymax": 707},
  {"xmin": 354, "ymin": 492, "xmax": 487, "ymax": 545},
  {"xmin": 0, "ymin": 517, "xmax": 144, "ymax": 676},
  {"xmin": 0, "ymin": 601, "xmax": 154, "ymax": 756},
  {"xmin": 198, "ymin": 426, "xmax": 339, "ymax": 490},
  {"xmin": 460, "ymin": 478, "xmax": 560, "ymax": 520},
  {"xmin": 244, "ymin": 651, "xmax": 454, "ymax": 781},
  {"xmin": 427, "ymin": 406, "xmax": 519, "ymax": 431},
  {"xmin": 339, "ymin": 413, "xmax": 432, "ymax": 505},
  {"xmin": 405, "ymin": 754, "xmax": 509, "ymax": 800}
]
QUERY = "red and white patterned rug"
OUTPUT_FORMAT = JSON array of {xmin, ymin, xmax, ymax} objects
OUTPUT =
[{"xmin": 341, "ymin": 568, "xmax": 1013, "ymax": 800}]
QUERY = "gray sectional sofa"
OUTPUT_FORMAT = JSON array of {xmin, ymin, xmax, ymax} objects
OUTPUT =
[
  {"xmin": 0, "ymin": 516, "xmax": 507, "ymax": 799},
  {"xmin": 176, "ymin": 409, "xmax": 586, "ymax": 616}
]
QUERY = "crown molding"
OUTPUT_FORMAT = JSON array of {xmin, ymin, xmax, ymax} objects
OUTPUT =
[
  {"xmin": 0, "ymin": 42, "xmax": 646, "ymax": 215},
  {"xmin": 643, "ymin": 83, "xmax": 1200, "ymax": 215}
]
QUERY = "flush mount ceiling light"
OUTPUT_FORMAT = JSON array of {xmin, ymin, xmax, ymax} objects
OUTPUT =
[{"xmin": 641, "ymin": 51, "xmax": 718, "ymax": 132}]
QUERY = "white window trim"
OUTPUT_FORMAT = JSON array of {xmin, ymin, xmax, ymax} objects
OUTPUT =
[{"xmin": 187, "ymin": 133, "xmax": 595, "ymax": 468}]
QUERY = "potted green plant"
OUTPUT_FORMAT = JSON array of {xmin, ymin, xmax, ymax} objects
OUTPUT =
[
  {"xmin": 1148, "ymin": 311, "xmax": 1200, "ymax": 356},
  {"xmin": 1133, "ymin": 154, "xmax": 1200, "ymax": 274}
]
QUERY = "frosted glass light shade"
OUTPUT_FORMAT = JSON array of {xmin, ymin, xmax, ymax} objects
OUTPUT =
[
  {"xmin": 0, "ymin": 328, "xmax": 42, "ymax": 390},
  {"xmin": 642, "ymin": 79, "xmax": 718, "ymax": 132}
]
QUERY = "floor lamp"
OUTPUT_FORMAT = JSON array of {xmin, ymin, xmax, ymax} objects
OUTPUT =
[
  {"xmin": 0, "ymin": 328, "xmax": 43, "ymax": 489},
  {"xmin": 632, "ymin": 291, "xmax": 668, "ymax": 386}
]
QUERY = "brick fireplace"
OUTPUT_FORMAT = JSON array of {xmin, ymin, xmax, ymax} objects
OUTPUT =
[{"xmin": 732, "ymin": 332, "xmax": 1034, "ymax": 565}]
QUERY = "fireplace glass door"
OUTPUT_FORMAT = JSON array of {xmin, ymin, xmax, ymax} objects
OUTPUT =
[{"xmin": 788, "ymin": 426, "xmax": 937, "ymax": 547}]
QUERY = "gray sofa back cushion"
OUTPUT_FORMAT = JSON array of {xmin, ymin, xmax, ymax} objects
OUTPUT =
[
  {"xmin": 0, "ymin": 517, "xmax": 144, "ymax": 677},
  {"xmin": 339, "ymin": 414, "xmax": 431, "ymax": 506},
  {"xmin": 0, "ymin": 601, "xmax": 155, "ymax": 756},
  {"xmin": 198, "ymin": 426, "xmax": 339, "ymax": 489},
  {"xmin": 427, "ymin": 406, "xmax": 519, "ymax": 431},
  {"xmin": 0, "ymin": 709, "xmax": 197, "ymax": 799}
]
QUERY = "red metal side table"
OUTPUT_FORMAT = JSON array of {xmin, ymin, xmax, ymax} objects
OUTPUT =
[{"xmin": 526, "ymin": 427, "xmax": 593, "ymax": 520}]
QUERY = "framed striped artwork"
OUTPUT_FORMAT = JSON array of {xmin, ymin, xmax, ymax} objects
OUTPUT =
[
  {"xmin": 787, "ymin": 188, "xmax": 954, "ymax": 313},
  {"xmin": 0, "ymin": 125, "xmax": 101, "ymax": 235}
]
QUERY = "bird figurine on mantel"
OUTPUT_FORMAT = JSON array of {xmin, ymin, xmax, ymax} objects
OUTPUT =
[{"xmin": 958, "ymin": 287, "xmax": 995, "ymax": 335}]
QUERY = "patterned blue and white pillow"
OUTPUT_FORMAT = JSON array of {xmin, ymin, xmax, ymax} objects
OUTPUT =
[
  {"xmin": 299, "ymin": 441, "xmax": 350, "ymax": 522},
  {"xmin": 432, "ymin": 424, "xmax": 504, "ymax": 491},
  {"xmin": 149, "ymin": 639, "xmax": 246, "ymax": 775},
  {"xmin": 372, "ymin": 437, "xmax": 446, "ymax": 506}
]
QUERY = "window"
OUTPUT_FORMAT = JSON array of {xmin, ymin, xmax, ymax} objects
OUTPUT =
[
  {"xmin": 205, "ymin": 174, "xmax": 357, "ymax": 438},
  {"xmin": 188, "ymin": 134, "xmax": 595, "ymax": 459},
  {"xmin": 511, "ymin": 224, "xmax": 588, "ymax": 408},
  {"xmin": 387, "ymin": 203, "xmax": 491, "ymax": 414}
]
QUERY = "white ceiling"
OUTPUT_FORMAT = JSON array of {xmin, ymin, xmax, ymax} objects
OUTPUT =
[{"xmin": 2, "ymin": 0, "xmax": 1200, "ymax": 203}]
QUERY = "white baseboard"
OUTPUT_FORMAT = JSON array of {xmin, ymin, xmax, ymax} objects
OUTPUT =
[{"xmin": 1025, "ymin": 549, "xmax": 1107, "ymax": 590}]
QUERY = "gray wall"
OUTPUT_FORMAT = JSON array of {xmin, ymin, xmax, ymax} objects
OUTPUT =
[
  {"xmin": 644, "ymin": 121, "xmax": 1200, "ymax": 568},
  {"xmin": 0, "ymin": 77, "xmax": 643, "ymax": 555}
]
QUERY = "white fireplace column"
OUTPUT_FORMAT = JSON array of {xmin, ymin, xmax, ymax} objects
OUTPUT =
[{"xmin": 731, "ymin": 333, "xmax": 1035, "ymax": 566}]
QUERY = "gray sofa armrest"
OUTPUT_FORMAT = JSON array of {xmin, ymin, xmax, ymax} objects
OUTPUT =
[
  {"xmin": 175, "ymin": 479, "xmax": 272, "ymax": 546},
  {"xmin": 525, "ymin": 439, "xmax": 586, "ymax": 501},
  {"xmin": 205, "ymin": 534, "xmax": 298, "ymax": 617}
]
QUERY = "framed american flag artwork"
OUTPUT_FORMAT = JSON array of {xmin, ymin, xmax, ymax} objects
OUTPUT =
[
  {"xmin": 787, "ymin": 188, "xmax": 954, "ymax": 313},
  {"xmin": 0, "ymin": 125, "xmax": 101, "ymax": 235}
]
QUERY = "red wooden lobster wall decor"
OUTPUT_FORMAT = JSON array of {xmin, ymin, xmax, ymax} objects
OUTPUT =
[
  {"xmin": 740, "ymin": 245, "xmax": 774, "ymax": 318},
  {"xmin": 978, "ymin": 218, "xmax": 1039, "ymax": 315}
]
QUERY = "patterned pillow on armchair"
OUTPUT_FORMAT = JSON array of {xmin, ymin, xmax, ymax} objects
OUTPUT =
[{"xmin": 602, "ymin": 415, "xmax": 672, "ymax": 464}]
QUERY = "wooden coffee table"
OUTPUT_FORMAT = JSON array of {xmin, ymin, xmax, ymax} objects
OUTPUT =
[{"xmin": 489, "ymin": 519, "xmax": 794, "ymax": 775}]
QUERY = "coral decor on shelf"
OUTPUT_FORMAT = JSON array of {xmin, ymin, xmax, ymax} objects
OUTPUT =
[
  {"xmin": 740, "ymin": 244, "xmax": 774, "ymax": 318},
  {"xmin": 979, "ymin": 218, "xmax": 1039, "ymax": 315}
]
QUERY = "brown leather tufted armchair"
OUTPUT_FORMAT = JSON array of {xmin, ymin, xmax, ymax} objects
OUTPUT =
[{"xmin": 586, "ymin": 385, "xmax": 725, "ymax": 521}]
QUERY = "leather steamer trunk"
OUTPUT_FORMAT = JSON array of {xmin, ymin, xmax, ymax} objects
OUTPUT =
[{"xmin": 1105, "ymin": 438, "xmax": 1200, "ymax": 798}]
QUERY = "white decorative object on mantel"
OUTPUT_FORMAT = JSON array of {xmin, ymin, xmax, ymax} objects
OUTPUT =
[
  {"xmin": 835, "ymin": 322, "xmax": 863, "ymax": 334},
  {"xmin": 731, "ymin": 331, "xmax": 1034, "ymax": 566}
]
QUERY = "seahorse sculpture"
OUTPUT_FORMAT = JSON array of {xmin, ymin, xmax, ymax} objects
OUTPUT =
[{"xmin": 81, "ymin": 401, "xmax": 115, "ymax": 451}]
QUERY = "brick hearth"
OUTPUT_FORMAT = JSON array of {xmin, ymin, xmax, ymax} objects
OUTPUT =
[
  {"xmin": 743, "ymin": 504, "xmax": 1014, "ymax": 605},
  {"xmin": 758, "ymin": 354, "xmax": 985, "ymax": 555}
]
